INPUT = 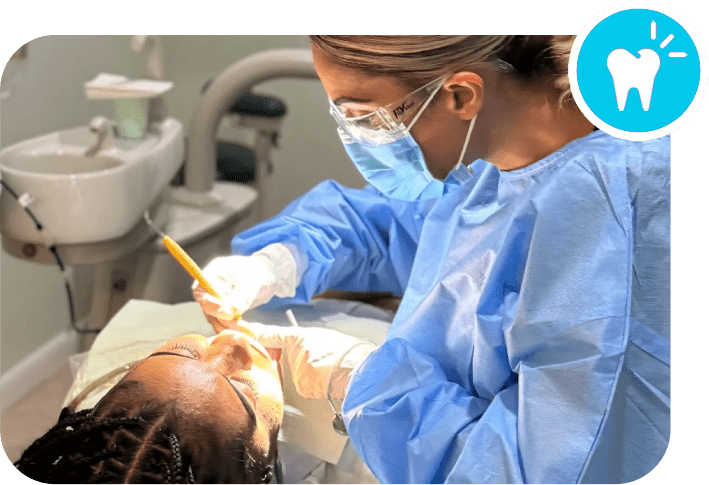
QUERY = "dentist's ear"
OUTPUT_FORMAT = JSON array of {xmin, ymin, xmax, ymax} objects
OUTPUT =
[{"xmin": 442, "ymin": 72, "xmax": 484, "ymax": 120}]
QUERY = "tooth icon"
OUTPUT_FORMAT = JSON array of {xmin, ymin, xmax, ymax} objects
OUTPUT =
[{"xmin": 607, "ymin": 48, "xmax": 661, "ymax": 111}]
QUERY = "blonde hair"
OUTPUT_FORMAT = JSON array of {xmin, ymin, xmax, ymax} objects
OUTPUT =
[{"xmin": 310, "ymin": 35, "xmax": 576, "ymax": 107}]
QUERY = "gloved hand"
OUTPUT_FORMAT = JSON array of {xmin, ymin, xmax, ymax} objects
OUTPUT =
[
  {"xmin": 192, "ymin": 244, "xmax": 299, "ymax": 330},
  {"xmin": 239, "ymin": 321, "xmax": 377, "ymax": 399}
]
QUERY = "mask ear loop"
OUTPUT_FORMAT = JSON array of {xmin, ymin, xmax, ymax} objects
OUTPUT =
[
  {"xmin": 451, "ymin": 61, "xmax": 509, "ymax": 169},
  {"xmin": 407, "ymin": 79, "xmax": 477, "ymax": 171},
  {"xmin": 406, "ymin": 80, "xmax": 445, "ymax": 131},
  {"xmin": 453, "ymin": 113, "xmax": 478, "ymax": 170}
]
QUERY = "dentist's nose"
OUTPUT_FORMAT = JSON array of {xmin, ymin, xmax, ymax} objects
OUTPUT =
[{"xmin": 205, "ymin": 331, "xmax": 254, "ymax": 372}]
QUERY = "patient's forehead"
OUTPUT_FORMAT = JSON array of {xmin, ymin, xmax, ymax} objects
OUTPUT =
[
  {"xmin": 132, "ymin": 356, "xmax": 241, "ymax": 402},
  {"xmin": 97, "ymin": 357, "xmax": 249, "ymax": 430},
  {"xmin": 93, "ymin": 376, "xmax": 256, "ymax": 482}
]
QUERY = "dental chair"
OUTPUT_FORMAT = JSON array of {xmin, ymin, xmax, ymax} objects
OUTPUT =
[
  {"xmin": 63, "ymin": 298, "xmax": 392, "ymax": 483},
  {"xmin": 172, "ymin": 86, "xmax": 288, "ymax": 222}
]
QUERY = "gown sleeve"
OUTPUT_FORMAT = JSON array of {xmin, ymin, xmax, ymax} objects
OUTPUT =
[{"xmin": 231, "ymin": 180, "xmax": 431, "ymax": 307}]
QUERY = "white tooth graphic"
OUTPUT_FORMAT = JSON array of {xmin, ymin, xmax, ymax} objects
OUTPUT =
[{"xmin": 607, "ymin": 48, "xmax": 661, "ymax": 111}]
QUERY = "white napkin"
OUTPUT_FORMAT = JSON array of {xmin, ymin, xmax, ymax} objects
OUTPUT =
[
  {"xmin": 63, "ymin": 300, "xmax": 213, "ymax": 411},
  {"xmin": 85, "ymin": 73, "xmax": 174, "ymax": 99}
]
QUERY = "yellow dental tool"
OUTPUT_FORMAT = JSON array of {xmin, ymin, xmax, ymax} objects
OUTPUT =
[
  {"xmin": 143, "ymin": 210, "xmax": 246, "ymax": 326},
  {"xmin": 162, "ymin": 235, "xmax": 242, "ymax": 322}
]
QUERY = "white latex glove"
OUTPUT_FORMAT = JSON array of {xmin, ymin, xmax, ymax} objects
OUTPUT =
[
  {"xmin": 239, "ymin": 321, "xmax": 377, "ymax": 399},
  {"xmin": 192, "ymin": 244, "xmax": 298, "ymax": 324}
]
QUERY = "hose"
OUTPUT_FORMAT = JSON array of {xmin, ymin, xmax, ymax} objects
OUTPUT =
[{"xmin": 0, "ymin": 178, "xmax": 99, "ymax": 334}]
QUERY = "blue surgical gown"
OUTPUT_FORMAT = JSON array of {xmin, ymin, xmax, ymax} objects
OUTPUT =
[{"xmin": 232, "ymin": 130, "xmax": 670, "ymax": 483}]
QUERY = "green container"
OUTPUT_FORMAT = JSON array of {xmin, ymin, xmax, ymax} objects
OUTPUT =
[{"xmin": 113, "ymin": 98, "xmax": 147, "ymax": 139}]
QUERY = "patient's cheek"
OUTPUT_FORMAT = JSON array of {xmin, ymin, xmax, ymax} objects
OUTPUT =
[
  {"xmin": 268, "ymin": 348, "xmax": 281, "ymax": 362},
  {"xmin": 265, "ymin": 348, "xmax": 283, "ymax": 387},
  {"xmin": 207, "ymin": 315, "xmax": 236, "ymax": 334}
]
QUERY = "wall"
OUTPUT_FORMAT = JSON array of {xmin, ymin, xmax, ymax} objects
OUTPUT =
[{"xmin": 0, "ymin": 36, "xmax": 362, "ymax": 377}]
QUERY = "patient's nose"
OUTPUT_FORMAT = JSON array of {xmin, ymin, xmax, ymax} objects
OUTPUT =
[{"xmin": 205, "ymin": 331, "xmax": 254, "ymax": 371}]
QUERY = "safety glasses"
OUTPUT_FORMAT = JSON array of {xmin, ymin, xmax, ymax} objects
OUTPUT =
[
  {"xmin": 328, "ymin": 59, "xmax": 514, "ymax": 147},
  {"xmin": 329, "ymin": 76, "xmax": 445, "ymax": 146}
]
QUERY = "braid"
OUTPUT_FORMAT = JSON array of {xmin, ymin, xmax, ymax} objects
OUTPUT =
[
  {"xmin": 152, "ymin": 456, "xmax": 175, "ymax": 484},
  {"xmin": 14, "ymin": 406, "xmax": 152, "ymax": 482},
  {"xmin": 14, "ymin": 407, "xmax": 129, "ymax": 483},
  {"xmin": 168, "ymin": 433, "xmax": 184, "ymax": 483},
  {"xmin": 163, "ymin": 457, "xmax": 173, "ymax": 484},
  {"xmin": 15, "ymin": 377, "xmax": 277, "ymax": 483}
]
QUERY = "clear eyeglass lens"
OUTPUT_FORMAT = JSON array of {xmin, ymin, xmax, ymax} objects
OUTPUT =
[
  {"xmin": 330, "ymin": 101, "xmax": 403, "ymax": 145},
  {"xmin": 339, "ymin": 104, "xmax": 376, "ymax": 119}
]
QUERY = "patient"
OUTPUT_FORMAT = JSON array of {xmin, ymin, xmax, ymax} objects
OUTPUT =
[{"xmin": 14, "ymin": 330, "xmax": 283, "ymax": 484}]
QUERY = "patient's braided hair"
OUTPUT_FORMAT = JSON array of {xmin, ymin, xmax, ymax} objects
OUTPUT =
[{"xmin": 14, "ymin": 381, "xmax": 275, "ymax": 483}]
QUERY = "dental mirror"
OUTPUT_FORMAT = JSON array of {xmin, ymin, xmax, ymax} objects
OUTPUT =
[{"xmin": 332, "ymin": 413, "xmax": 348, "ymax": 436}]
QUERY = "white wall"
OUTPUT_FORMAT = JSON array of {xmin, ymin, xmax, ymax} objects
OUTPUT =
[{"xmin": 0, "ymin": 36, "xmax": 363, "ymax": 376}]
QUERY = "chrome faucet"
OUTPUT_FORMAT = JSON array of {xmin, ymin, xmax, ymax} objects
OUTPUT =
[
  {"xmin": 85, "ymin": 116, "xmax": 114, "ymax": 156},
  {"xmin": 131, "ymin": 35, "xmax": 164, "ymax": 79}
]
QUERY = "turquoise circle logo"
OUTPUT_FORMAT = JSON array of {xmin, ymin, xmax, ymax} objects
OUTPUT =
[{"xmin": 569, "ymin": 1, "xmax": 707, "ymax": 140}]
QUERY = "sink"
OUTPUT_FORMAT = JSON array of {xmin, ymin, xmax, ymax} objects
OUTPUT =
[{"xmin": 0, "ymin": 118, "xmax": 184, "ymax": 245}]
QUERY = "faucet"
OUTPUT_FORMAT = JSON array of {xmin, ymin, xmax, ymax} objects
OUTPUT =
[
  {"xmin": 177, "ymin": 48, "xmax": 318, "ymax": 206},
  {"xmin": 131, "ymin": 35, "xmax": 164, "ymax": 79},
  {"xmin": 85, "ymin": 116, "xmax": 115, "ymax": 156},
  {"xmin": 131, "ymin": 35, "xmax": 167, "ymax": 126}
]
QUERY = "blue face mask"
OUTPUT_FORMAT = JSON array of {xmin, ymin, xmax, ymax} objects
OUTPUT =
[{"xmin": 332, "ymin": 81, "xmax": 478, "ymax": 201}]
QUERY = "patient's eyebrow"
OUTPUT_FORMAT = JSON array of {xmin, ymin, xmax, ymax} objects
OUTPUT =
[{"xmin": 146, "ymin": 352, "xmax": 257, "ymax": 422}]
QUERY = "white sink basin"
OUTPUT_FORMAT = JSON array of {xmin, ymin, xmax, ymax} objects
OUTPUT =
[{"xmin": 0, "ymin": 118, "xmax": 184, "ymax": 244}]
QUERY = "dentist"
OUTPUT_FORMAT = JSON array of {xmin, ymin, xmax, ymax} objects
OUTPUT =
[{"xmin": 194, "ymin": 36, "xmax": 670, "ymax": 483}]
